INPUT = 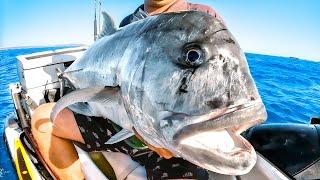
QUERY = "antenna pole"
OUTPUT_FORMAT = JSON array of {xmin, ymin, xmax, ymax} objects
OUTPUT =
[
  {"xmin": 98, "ymin": 0, "xmax": 102, "ymax": 33},
  {"xmin": 94, "ymin": 0, "xmax": 98, "ymax": 41}
]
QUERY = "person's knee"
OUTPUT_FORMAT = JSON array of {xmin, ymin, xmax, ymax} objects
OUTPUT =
[
  {"xmin": 52, "ymin": 108, "xmax": 84, "ymax": 143},
  {"xmin": 52, "ymin": 108, "xmax": 73, "ymax": 137},
  {"xmin": 31, "ymin": 103, "xmax": 83, "ymax": 143}
]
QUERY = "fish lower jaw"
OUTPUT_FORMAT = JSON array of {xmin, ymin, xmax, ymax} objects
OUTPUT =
[
  {"xmin": 171, "ymin": 128, "xmax": 257, "ymax": 175},
  {"xmin": 179, "ymin": 129, "xmax": 236, "ymax": 152}
]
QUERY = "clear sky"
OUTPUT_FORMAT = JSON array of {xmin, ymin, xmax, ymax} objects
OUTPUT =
[{"xmin": 0, "ymin": 0, "xmax": 319, "ymax": 61}]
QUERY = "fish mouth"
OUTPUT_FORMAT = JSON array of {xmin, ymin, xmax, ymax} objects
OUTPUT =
[{"xmin": 169, "ymin": 100, "xmax": 267, "ymax": 175}]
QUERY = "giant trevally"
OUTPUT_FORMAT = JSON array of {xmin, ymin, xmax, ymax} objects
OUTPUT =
[{"xmin": 51, "ymin": 11, "xmax": 267, "ymax": 175}]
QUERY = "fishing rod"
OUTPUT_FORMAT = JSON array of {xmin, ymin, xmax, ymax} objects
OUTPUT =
[{"xmin": 94, "ymin": 0, "xmax": 102, "ymax": 41}]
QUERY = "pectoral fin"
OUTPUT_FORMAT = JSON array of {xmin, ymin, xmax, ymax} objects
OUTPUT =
[
  {"xmin": 105, "ymin": 129, "xmax": 135, "ymax": 144},
  {"xmin": 50, "ymin": 87, "xmax": 120, "ymax": 122},
  {"xmin": 67, "ymin": 102, "xmax": 96, "ymax": 117}
]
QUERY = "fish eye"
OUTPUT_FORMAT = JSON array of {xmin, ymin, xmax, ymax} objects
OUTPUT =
[
  {"xmin": 187, "ymin": 49, "xmax": 201, "ymax": 62},
  {"xmin": 183, "ymin": 44, "xmax": 204, "ymax": 66}
]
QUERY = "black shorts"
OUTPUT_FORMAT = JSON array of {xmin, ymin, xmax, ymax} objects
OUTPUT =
[{"xmin": 73, "ymin": 113, "xmax": 209, "ymax": 180}]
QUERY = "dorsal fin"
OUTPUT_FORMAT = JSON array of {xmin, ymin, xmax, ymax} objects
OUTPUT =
[{"xmin": 97, "ymin": 11, "xmax": 116, "ymax": 39}]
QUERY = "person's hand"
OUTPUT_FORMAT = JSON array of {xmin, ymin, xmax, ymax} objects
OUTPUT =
[
  {"xmin": 134, "ymin": 129, "xmax": 174, "ymax": 159},
  {"xmin": 146, "ymin": 142, "xmax": 174, "ymax": 159}
]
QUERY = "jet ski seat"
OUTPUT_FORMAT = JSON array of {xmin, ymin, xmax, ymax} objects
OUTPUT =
[{"xmin": 244, "ymin": 123, "xmax": 320, "ymax": 179}]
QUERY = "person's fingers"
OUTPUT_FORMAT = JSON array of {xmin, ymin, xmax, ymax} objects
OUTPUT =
[{"xmin": 133, "ymin": 128, "xmax": 174, "ymax": 159}]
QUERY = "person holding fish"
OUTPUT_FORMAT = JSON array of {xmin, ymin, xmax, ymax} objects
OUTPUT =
[
  {"xmin": 31, "ymin": 0, "xmax": 266, "ymax": 179},
  {"xmin": 119, "ymin": 0, "xmax": 224, "ymax": 27}
]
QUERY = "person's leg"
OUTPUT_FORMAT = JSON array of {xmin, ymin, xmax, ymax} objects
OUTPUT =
[
  {"xmin": 51, "ymin": 107, "xmax": 85, "ymax": 143},
  {"xmin": 31, "ymin": 103, "xmax": 84, "ymax": 179}
]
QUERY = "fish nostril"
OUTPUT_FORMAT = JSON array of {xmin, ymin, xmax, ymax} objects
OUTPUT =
[
  {"xmin": 219, "ymin": 54, "xmax": 223, "ymax": 60},
  {"xmin": 226, "ymin": 101, "xmax": 233, "ymax": 106},
  {"xmin": 250, "ymin": 97, "xmax": 256, "ymax": 101},
  {"xmin": 206, "ymin": 98, "xmax": 224, "ymax": 109}
]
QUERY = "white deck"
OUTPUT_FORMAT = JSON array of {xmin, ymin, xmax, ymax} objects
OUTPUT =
[{"xmin": 16, "ymin": 46, "xmax": 87, "ymax": 107}]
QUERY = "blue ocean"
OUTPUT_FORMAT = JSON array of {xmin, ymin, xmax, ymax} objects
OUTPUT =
[{"xmin": 0, "ymin": 47, "xmax": 319, "ymax": 178}]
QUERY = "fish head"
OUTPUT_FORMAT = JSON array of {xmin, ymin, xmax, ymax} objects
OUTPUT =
[{"xmin": 126, "ymin": 11, "xmax": 267, "ymax": 175}]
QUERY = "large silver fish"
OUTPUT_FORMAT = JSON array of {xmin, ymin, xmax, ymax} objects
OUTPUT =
[{"xmin": 51, "ymin": 11, "xmax": 267, "ymax": 175}]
